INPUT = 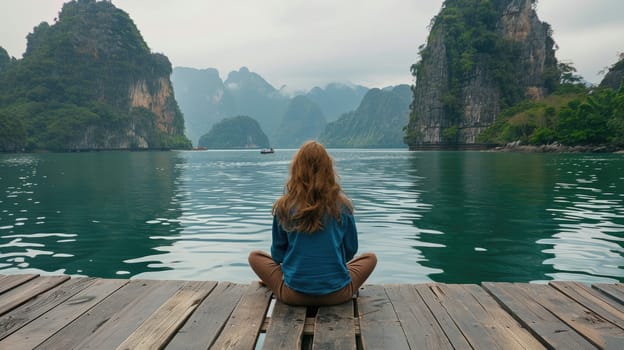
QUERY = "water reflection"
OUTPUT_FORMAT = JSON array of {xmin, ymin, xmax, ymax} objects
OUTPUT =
[
  {"xmin": 129, "ymin": 150, "xmax": 292, "ymax": 281},
  {"xmin": 1, "ymin": 150, "xmax": 623, "ymax": 284},
  {"xmin": 412, "ymin": 152, "xmax": 559, "ymax": 283},
  {"xmin": 0, "ymin": 152, "xmax": 184, "ymax": 277},
  {"xmin": 539, "ymin": 155, "xmax": 624, "ymax": 283},
  {"xmin": 131, "ymin": 149, "xmax": 440, "ymax": 283},
  {"xmin": 336, "ymin": 150, "xmax": 441, "ymax": 283}
]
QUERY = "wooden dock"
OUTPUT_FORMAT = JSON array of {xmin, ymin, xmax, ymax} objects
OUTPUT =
[{"xmin": 0, "ymin": 274, "xmax": 623, "ymax": 349}]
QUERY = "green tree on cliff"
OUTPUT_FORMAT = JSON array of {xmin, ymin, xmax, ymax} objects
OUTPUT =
[
  {"xmin": 416, "ymin": 0, "xmax": 530, "ymax": 117},
  {"xmin": 0, "ymin": 0, "xmax": 190, "ymax": 151},
  {"xmin": 405, "ymin": 0, "xmax": 558, "ymax": 147},
  {"xmin": 556, "ymin": 86, "xmax": 624, "ymax": 146}
]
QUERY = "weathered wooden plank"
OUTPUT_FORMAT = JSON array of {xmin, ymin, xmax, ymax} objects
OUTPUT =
[
  {"xmin": 0, "ymin": 278, "xmax": 126, "ymax": 350},
  {"xmin": 4, "ymin": 274, "xmax": 621, "ymax": 350},
  {"xmin": 551, "ymin": 281, "xmax": 624, "ymax": 329},
  {"xmin": 431, "ymin": 284, "xmax": 518, "ymax": 349},
  {"xmin": 303, "ymin": 316, "xmax": 322, "ymax": 335},
  {"xmin": 461, "ymin": 284, "xmax": 546, "ymax": 350},
  {"xmin": 36, "ymin": 279, "xmax": 174, "ymax": 349},
  {"xmin": 115, "ymin": 280, "xmax": 216, "ymax": 350},
  {"xmin": 262, "ymin": 300, "xmax": 306, "ymax": 350},
  {"xmin": 515, "ymin": 283, "xmax": 624, "ymax": 349},
  {"xmin": 414, "ymin": 284, "xmax": 471, "ymax": 349},
  {"xmin": 210, "ymin": 282, "xmax": 272, "ymax": 350},
  {"xmin": 66, "ymin": 280, "xmax": 187, "ymax": 350},
  {"xmin": 378, "ymin": 284, "xmax": 446, "ymax": 350},
  {"xmin": 0, "ymin": 274, "xmax": 38, "ymax": 294},
  {"xmin": 358, "ymin": 285, "xmax": 409, "ymax": 349},
  {"xmin": 483, "ymin": 282, "xmax": 596, "ymax": 350},
  {"xmin": 0, "ymin": 275, "xmax": 69, "ymax": 316},
  {"xmin": 290, "ymin": 315, "xmax": 359, "ymax": 337},
  {"xmin": 166, "ymin": 282, "xmax": 247, "ymax": 350},
  {"xmin": 0, "ymin": 277, "xmax": 95, "ymax": 341},
  {"xmin": 593, "ymin": 284, "xmax": 624, "ymax": 305},
  {"xmin": 312, "ymin": 300, "xmax": 356, "ymax": 350}
]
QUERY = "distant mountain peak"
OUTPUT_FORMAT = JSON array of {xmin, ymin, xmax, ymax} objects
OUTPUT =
[
  {"xmin": 305, "ymin": 83, "xmax": 369, "ymax": 122},
  {"xmin": 319, "ymin": 84, "xmax": 410, "ymax": 148},
  {"xmin": 225, "ymin": 66, "xmax": 276, "ymax": 94}
]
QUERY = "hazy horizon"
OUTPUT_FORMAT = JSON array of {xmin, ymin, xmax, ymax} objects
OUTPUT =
[{"xmin": 1, "ymin": 0, "xmax": 623, "ymax": 91}]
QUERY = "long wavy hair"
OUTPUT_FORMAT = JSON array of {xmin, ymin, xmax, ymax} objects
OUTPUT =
[{"xmin": 273, "ymin": 141, "xmax": 352, "ymax": 233}]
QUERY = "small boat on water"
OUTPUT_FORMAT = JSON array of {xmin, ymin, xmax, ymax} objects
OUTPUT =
[{"xmin": 260, "ymin": 148, "xmax": 275, "ymax": 154}]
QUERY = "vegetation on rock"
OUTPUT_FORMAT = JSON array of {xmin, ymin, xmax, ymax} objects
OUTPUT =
[
  {"xmin": 478, "ymin": 82, "xmax": 624, "ymax": 148},
  {"xmin": 411, "ymin": 0, "xmax": 623, "ymax": 151},
  {"xmin": 478, "ymin": 50, "xmax": 624, "ymax": 149},
  {"xmin": 405, "ymin": 0, "xmax": 558, "ymax": 146},
  {"xmin": 0, "ymin": 0, "xmax": 190, "ymax": 152}
]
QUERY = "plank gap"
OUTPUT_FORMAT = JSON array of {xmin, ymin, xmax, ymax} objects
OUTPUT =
[{"xmin": 261, "ymin": 316, "xmax": 361, "ymax": 335}]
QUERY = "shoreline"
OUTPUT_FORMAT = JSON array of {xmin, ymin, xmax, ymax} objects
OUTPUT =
[
  {"xmin": 492, "ymin": 143, "xmax": 624, "ymax": 154},
  {"xmin": 3, "ymin": 144, "xmax": 623, "ymax": 154},
  {"xmin": 408, "ymin": 142, "xmax": 624, "ymax": 153}
]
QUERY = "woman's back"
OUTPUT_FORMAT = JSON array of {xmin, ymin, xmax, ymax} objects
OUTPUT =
[
  {"xmin": 272, "ymin": 210, "xmax": 358, "ymax": 295},
  {"xmin": 248, "ymin": 141, "xmax": 377, "ymax": 306}
]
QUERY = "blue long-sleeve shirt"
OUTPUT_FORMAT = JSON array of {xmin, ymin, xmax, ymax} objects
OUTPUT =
[{"xmin": 271, "ymin": 209, "xmax": 358, "ymax": 295}]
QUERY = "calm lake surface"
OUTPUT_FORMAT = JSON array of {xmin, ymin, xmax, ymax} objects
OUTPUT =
[{"xmin": 1, "ymin": 149, "xmax": 623, "ymax": 284}]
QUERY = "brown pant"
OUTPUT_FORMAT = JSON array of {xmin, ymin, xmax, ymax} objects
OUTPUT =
[{"xmin": 248, "ymin": 250, "xmax": 377, "ymax": 306}]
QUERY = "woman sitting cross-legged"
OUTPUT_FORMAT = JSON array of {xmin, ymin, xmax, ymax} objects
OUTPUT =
[{"xmin": 248, "ymin": 140, "xmax": 377, "ymax": 306}]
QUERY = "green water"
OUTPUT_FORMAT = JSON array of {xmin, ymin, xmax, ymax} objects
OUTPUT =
[{"xmin": 0, "ymin": 150, "xmax": 622, "ymax": 284}]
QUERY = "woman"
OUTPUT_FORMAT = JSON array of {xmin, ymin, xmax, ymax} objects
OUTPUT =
[{"xmin": 248, "ymin": 141, "xmax": 377, "ymax": 306}]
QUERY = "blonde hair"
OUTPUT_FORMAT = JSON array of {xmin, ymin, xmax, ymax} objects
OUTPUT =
[{"xmin": 273, "ymin": 141, "xmax": 352, "ymax": 232}]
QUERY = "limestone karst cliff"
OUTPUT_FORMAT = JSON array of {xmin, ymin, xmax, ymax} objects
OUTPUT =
[
  {"xmin": 0, "ymin": 0, "xmax": 190, "ymax": 151},
  {"xmin": 600, "ymin": 55, "xmax": 624, "ymax": 90},
  {"xmin": 404, "ymin": 0, "xmax": 558, "ymax": 148},
  {"xmin": 129, "ymin": 77, "xmax": 181, "ymax": 135}
]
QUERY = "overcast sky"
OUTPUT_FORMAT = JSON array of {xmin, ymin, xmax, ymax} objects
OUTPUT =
[{"xmin": 1, "ymin": 0, "xmax": 623, "ymax": 92}]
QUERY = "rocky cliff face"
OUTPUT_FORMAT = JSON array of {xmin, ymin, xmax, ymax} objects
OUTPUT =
[
  {"xmin": 0, "ymin": 0, "xmax": 190, "ymax": 151},
  {"xmin": 64, "ymin": 74, "xmax": 186, "ymax": 150},
  {"xmin": 498, "ymin": 0, "xmax": 554, "ymax": 98},
  {"xmin": 408, "ymin": 30, "xmax": 451, "ymax": 144},
  {"xmin": 600, "ymin": 56, "xmax": 624, "ymax": 90},
  {"xmin": 405, "ymin": 0, "xmax": 557, "ymax": 147},
  {"xmin": 129, "ymin": 77, "xmax": 179, "ymax": 135}
]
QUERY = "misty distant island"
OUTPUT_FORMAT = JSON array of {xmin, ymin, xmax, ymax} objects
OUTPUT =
[
  {"xmin": 198, "ymin": 115, "xmax": 270, "ymax": 149},
  {"xmin": 171, "ymin": 66, "xmax": 415, "ymax": 149}
]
